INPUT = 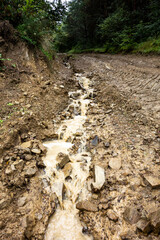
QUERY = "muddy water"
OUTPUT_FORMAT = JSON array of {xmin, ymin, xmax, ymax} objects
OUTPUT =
[{"xmin": 43, "ymin": 74, "xmax": 93, "ymax": 240}]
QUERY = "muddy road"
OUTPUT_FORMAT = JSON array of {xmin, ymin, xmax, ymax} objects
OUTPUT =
[{"xmin": 0, "ymin": 39, "xmax": 160, "ymax": 240}]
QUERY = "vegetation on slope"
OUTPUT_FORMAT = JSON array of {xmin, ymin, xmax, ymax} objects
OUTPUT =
[{"xmin": 1, "ymin": 0, "xmax": 160, "ymax": 54}]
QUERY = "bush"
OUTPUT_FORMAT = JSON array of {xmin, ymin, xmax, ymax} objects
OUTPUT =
[{"xmin": 134, "ymin": 37, "xmax": 160, "ymax": 53}]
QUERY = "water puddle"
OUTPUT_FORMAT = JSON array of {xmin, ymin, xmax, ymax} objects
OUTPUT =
[{"xmin": 43, "ymin": 74, "xmax": 94, "ymax": 240}]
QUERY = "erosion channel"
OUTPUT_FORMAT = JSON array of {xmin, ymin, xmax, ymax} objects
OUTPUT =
[{"xmin": 43, "ymin": 74, "xmax": 99, "ymax": 240}]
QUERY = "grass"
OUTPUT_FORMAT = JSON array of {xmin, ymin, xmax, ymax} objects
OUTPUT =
[
  {"xmin": 67, "ymin": 36, "xmax": 160, "ymax": 54},
  {"xmin": 134, "ymin": 37, "xmax": 160, "ymax": 54}
]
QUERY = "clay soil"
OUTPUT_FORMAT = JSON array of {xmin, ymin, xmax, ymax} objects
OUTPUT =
[{"xmin": 0, "ymin": 22, "xmax": 160, "ymax": 240}]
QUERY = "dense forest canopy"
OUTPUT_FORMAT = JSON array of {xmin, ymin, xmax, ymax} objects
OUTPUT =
[{"xmin": 0, "ymin": 0, "xmax": 160, "ymax": 54}]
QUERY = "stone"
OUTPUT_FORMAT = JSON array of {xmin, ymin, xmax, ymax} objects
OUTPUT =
[
  {"xmin": 25, "ymin": 167, "xmax": 37, "ymax": 177},
  {"xmin": 109, "ymin": 158, "xmax": 121, "ymax": 170},
  {"xmin": 107, "ymin": 209, "xmax": 118, "ymax": 221},
  {"xmin": 0, "ymin": 198, "xmax": 9, "ymax": 209},
  {"xmin": 104, "ymin": 142, "xmax": 110, "ymax": 148},
  {"xmin": 21, "ymin": 141, "xmax": 32, "ymax": 149},
  {"xmin": 99, "ymin": 203, "xmax": 109, "ymax": 210},
  {"xmin": 17, "ymin": 196, "xmax": 27, "ymax": 207},
  {"xmin": 76, "ymin": 200, "xmax": 98, "ymax": 212},
  {"xmin": 92, "ymin": 165, "xmax": 105, "ymax": 191},
  {"xmin": 123, "ymin": 206, "xmax": 141, "ymax": 224},
  {"xmin": 13, "ymin": 160, "xmax": 24, "ymax": 171},
  {"xmin": 149, "ymin": 208, "xmax": 160, "ymax": 233},
  {"xmin": 120, "ymin": 230, "xmax": 135, "ymax": 240},
  {"xmin": 31, "ymin": 148, "xmax": 41, "ymax": 154},
  {"xmin": 136, "ymin": 219, "xmax": 152, "ymax": 234},
  {"xmin": 62, "ymin": 163, "xmax": 72, "ymax": 178},
  {"xmin": 143, "ymin": 174, "xmax": 160, "ymax": 189},
  {"xmin": 92, "ymin": 194, "xmax": 99, "ymax": 200},
  {"xmin": 75, "ymin": 130, "xmax": 83, "ymax": 136},
  {"xmin": 38, "ymin": 142, "xmax": 47, "ymax": 153},
  {"xmin": 56, "ymin": 152, "xmax": 70, "ymax": 169},
  {"xmin": 0, "ymin": 221, "xmax": 5, "ymax": 229},
  {"xmin": 24, "ymin": 154, "xmax": 32, "ymax": 161},
  {"xmin": 91, "ymin": 135, "xmax": 99, "ymax": 146},
  {"xmin": 5, "ymin": 166, "xmax": 15, "ymax": 175},
  {"xmin": 35, "ymin": 213, "xmax": 43, "ymax": 220}
]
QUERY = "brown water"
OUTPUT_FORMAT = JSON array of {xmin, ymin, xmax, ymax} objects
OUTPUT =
[{"xmin": 43, "ymin": 74, "xmax": 93, "ymax": 240}]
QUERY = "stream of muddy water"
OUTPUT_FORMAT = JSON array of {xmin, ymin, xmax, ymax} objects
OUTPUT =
[{"xmin": 43, "ymin": 74, "xmax": 94, "ymax": 240}]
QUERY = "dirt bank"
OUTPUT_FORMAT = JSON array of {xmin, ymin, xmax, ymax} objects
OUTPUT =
[{"xmin": 0, "ymin": 21, "xmax": 76, "ymax": 240}]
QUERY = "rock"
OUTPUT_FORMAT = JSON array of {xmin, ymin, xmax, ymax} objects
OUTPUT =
[
  {"xmin": 149, "ymin": 208, "xmax": 160, "ymax": 233},
  {"xmin": 0, "ymin": 198, "xmax": 10, "ymax": 209},
  {"xmin": 143, "ymin": 174, "xmax": 160, "ymax": 189},
  {"xmin": 104, "ymin": 142, "xmax": 110, "ymax": 148},
  {"xmin": 38, "ymin": 142, "xmax": 47, "ymax": 153},
  {"xmin": 120, "ymin": 230, "xmax": 135, "ymax": 240},
  {"xmin": 76, "ymin": 200, "xmax": 98, "ymax": 212},
  {"xmin": 130, "ymin": 177, "xmax": 141, "ymax": 190},
  {"xmin": 99, "ymin": 203, "xmax": 109, "ymax": 210},
  {"xmin": 5, "ymin": 166, "xmax": 15, "ymax": 175},
  {"xmin": 0, "ymin": 220, "xmax": 5, "ymax": 229},
  {"xmin": 25, "ymin": 213, "xmax": 36, "ymax": 239},
  {"xmin": 62, "ymin": 163, "xmax": 72, "ymax": 178},
  {"xmin": 56, "ymin": 153, "xmax": 70, "ymax": 169},
  {"xmin": 13, "ymin": 160, "xmax": 24, "ymax": 171},
  {"xmin": 24, "ymin": 154, "xmax": 32, "ymax": 161},
  {"xmin": 107, "ymin": 209, "xmax": 118, "ymax": 221},
  {"xmin": 109, "ymin": 158, "xmax": 121, "ymax": 170},
  {"xmin": 31, "ymin": 148, "xmax": 41, "ymax": 154},
  {"xmin": 35, "ymin": 213, "xmax": 43, "ymax": 220},
  {"xmin": 70, "ymin": 92, "xmax": 80, "ymax": 99},
  {"xmin": 21, "ymin": 141, "xmax": 32, "ymax": 149},
  {"xmin": 36, "ymin": 158, "xmax": 46, "ymax": 168},
  {"xmin": 123, "ymin": 206, "xmax": 141, "ymax": 224},
  {"xmin": 91, "ymin": 135, "xmax": 99, "ymax": 146},
  {"xmin": 75, "ymin": 130, "xmax": 83, "ymax": 136},
  {"xmin": 92, "ymin": 194, "xmax": 99, "ymax": 200},
  {"xmin": 91, "ymin": 165, "xmax": 105, "ymax": 191},
  {"xmin": 136, "ymin": 219, "xmax": 152, "ymax": 234},
  {"xmin": 17, "ymin": 196, "xmax": 27, "ymax": 207},
  {"xmin": 25, "ymin": 167, "xmax": 37, "ymax": 177}
]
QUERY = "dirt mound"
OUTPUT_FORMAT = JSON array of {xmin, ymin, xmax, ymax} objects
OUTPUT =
[{"xmin": 0, "ymin": 22, "xmax": 76, "ymax": 240}]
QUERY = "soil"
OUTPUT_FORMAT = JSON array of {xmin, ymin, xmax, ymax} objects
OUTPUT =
[{"xmin": 0, "ymin": 22, "xmax": 160, "ymax": 240}]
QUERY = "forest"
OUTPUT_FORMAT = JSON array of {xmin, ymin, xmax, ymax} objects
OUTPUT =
[{"xmin": 1, "ymin": 0, "xmax": 160, "ymax": 54}]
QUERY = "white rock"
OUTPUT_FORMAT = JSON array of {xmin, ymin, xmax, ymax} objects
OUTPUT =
[
  {"xmin": 109, "ymin": 158, "xmax": 121, "ymax": 170},
  {"xmin": 92, "ymin": 165, "xmax": 105, "ymax": 191}
]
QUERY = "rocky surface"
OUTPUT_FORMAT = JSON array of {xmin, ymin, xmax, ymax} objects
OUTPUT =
[
  {"xmin": 69, "ymin": 54, "xmax": 160, "ymax": 240},
  {"xmin": 0, "ymin": 23, "xmax": 160, "ymax": 240}
]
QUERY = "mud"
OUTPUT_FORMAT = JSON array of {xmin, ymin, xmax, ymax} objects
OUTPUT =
[
  {"xmin": 69, "ymin": 54, "xmax": 160, "ymax": 239},
  {"xmin": 0, "ymin": 22, "xmax": 160, "ymax": 240}
]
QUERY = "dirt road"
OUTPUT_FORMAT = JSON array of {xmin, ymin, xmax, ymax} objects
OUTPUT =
[
  {"xmin": 0, "ymin": 31, "xmax": 160, "ymax": 240},
  {"xmin": 68, "ymin": 54, "xmax": 160, "ymax": 239}
]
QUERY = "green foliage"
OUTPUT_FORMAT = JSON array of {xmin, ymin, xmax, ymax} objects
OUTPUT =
[
  {"xmin": 1, "ymin": 0, "xmax": 160, "ymax": 54},
  {"xmin": 1, "ymin": 0, "xmax": 66, "ymax": 56},
  {"xmin": 99, "ymin": 8, "xmax": 129, "ymax": 41},
  {"xmin": 0, "ymin": 120, "xmax": 3, "ymax": 126},
  {"xmin": 7, "ymin": 103, "xmax": 14, "ymax": 106},
  {"xmin": 53, "ymin": 0, "xmax": 160, "ymax": 54},
  {"xmin": 0, "ymin": 53, "xmax": 11, "ymax": 71},
  {"xmin": 134, "ymin": 37, "xmax": 160, "ymax": 54}
]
